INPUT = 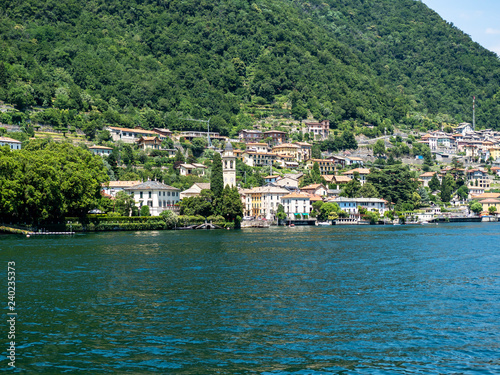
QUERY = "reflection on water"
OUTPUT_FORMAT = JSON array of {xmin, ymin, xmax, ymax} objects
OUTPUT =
[{"xmin": 2, "ymin": 223, "xmax": 499, "ymax": 374}]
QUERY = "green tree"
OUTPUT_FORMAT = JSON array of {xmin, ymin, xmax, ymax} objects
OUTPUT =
[
  {"xmin": 179, "ymin": 190, "xmax": 214, "ymax": 217},
  {"xmin": 311, "ymin": 144, "xmax": 322, "ymax": 159},
  {"xmin": 122, "ymin": 144, "xmax": 134, "ymax": 165},
  {"xmin": 411, "ymin": 191, "xmax": 421, "ymax": 208},
  {"xmin": 174, "ymin": 149, "xmax": 185, "ymax": 163},
  {"xmin": 0, "ymin": 140, "xmax": 108, "ymax": 224},
  {"xmin": 211, "ymin": 152, "xmax": 224, "ymax": 198},
  {"xmin": 418, "ymin": 187, "xmax": 430, "ymax": 205},
  {"xmin": 276, "ymin": 204, "xmax": 287, "ymax": 221},
  {"xmin": 160, "ymin": 209, "xmax": 179, "ymax": 229},
  {"xmin": 456, "ymin": 185, "xmax": 469, "ymax": 200},
  {"xmin": 219, "ymin": 186, "xmax": 243, "ymax": 222},
  {"xmin": 191, "ymin": 137, "xmax": 208, "ymax": 157},
  {"xmin": 9, "ymin": 84, "xmax": 35, "ymax": 111},
  {"xmin": 341, "ymin": 130, "xmax": 358, "ymax": 150},
  {"xmin": 318, "ymin": 202, "xmax": 340, "ymax": 221},
  {"xmin": 428, "ymin": 173, "xmax": 441, "ymax": 191},
  {"xmin": 488, "ymin": 205, "xmax": 497, "ymax": 215},
  {"xmin": 440, "ymin": 173, "xmax": 455, "ymax": 202},
  {"xmin": 140, "ymin": 205, "xmax": 151, "ymax": 216},
  {"xmin": 373, "ymin": 139, "xmax": 386, "ymax": 156},
  {"xmin": 341, "ymin": 172, "xmax": 361, "ymax": 198},
  {"xmin": 357, "ymin": 182, "xmax": 379, "ymax": 198},
  {"xmin": 367, "ymin": 165, "xmax": 418, "ymax": 204},
  {"xmin": 114, "ymin": 191, "xmax": 135, "ymax": 216},
  {"xmin": 469, "ymin": 201, "xmax": 482, "ymax": 215}
]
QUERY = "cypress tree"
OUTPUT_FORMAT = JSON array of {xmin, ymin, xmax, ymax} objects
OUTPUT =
[
  {"xmin": 428, "ymin": 173, "xmax": 440, "ymax": 191},
  {"xmin": 211, "ymin": 152, "xmax": 224, "ymax": 198}
]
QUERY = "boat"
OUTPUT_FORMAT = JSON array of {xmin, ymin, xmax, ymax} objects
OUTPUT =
[
  {"xmin": 420, "ymin": 221, "xmax": 429, "ymax": 225},
  {"xmin": 316, "ymin": 221, "xmax": 331, "ymax": 226},
  {"xmin": 289, "ymin": 224, "xmax": 295, "ymax": 227}
]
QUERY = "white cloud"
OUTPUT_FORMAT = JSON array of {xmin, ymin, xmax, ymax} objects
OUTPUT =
[{"xmin": 486, "ymin": 28, "xmax": 500, "ymax": 35}]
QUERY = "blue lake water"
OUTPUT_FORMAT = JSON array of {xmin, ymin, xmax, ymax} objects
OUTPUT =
[{"xmin": 1, "ymin": 223, "xmax": 499, "ymax": 374}]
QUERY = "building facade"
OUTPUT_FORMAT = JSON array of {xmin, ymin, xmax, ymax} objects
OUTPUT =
[
  {"xmin": 0, "ymin": 137, "xmax": 22, "ymax": 150},
  {"xmin": 124, "ymin": 180, "xmax": 180, "ymax": 216},
  {"xmin": 222, "ymin": 142, "xmax": 236, "ymax": 187}
]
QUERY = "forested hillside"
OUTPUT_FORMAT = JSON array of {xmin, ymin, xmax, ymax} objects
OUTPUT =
[{"xmin": 0, "ymin": 0, "xmax": 499, "ymax": 135}]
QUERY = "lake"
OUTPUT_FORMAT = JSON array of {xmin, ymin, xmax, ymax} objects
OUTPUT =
[{"xmin": 1, "ymin": 223, "xmax": 499, "ymax": 374}]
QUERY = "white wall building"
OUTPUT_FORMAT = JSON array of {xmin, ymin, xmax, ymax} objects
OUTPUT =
[
  {"xmin": 107, "ymin": 126, "xmax": 161, "ymax": 144},
  {"xmin": 333, "ymin": 197, "xmax": 387, "ymax": 215},
  {"xmin": 102, "ymin": 181, "xmax": 141, "ymax": 197},
  {"xmin": 0, "ymin": 136, "xmax": 22, "ymax": 150},
  {"xmin": 125, "ymin": 181, "xmax": 180, "ymax": 216},
  {"xmin": 280, "ymin": 192, "xmax": 312, "ymax": 220},
  {"xmin": 89, "ymin": 145, "xmax": 113, "ymax": 156}
]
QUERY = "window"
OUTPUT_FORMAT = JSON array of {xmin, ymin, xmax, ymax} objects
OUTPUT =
[
  {"xmin": 140, "ymin": 192, "xmax": 143, "ymax": 199},
  {"xmin": 168, "ymin": 192, "xmax": 170, "ymax": 197},
  {"xmin": 149, "ymin": 191, "xmax": 152, "ymax": 199}
]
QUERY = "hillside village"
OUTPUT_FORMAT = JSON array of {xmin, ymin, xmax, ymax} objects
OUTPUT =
[{"xmin": 3, "ymin": 117, "xmax": 499, "ymax": 226}]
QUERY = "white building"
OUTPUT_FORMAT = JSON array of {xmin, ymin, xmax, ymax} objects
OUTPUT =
[
  {"xmin": 246, "ymin": 142, "xmax": 269, "ymax": 153},
  {"xmin": 280, "ymin": 192, "xmax": 312, "ymax": 220},
  {"xmin": 249, "ymin": 185, "xmax": 290, "ymax": 220},
  {"xmin": 125, "ymin": 181, "xmax": 180, "ymax": 216},
  {"xmin": 333, "ymin": 197, "xmax": 387, "ymax": 215},
  {"xmin": 304, "ymin": 120, "xmax": 329, "ymax": 140},
  {"xmin": 342, "ymin": 168, "xmax": 370, "ymax": 186},
  {"xmin": 107, "ymin": 126, "xmax": 161, "ymax": 144},
  {"xmin": 180, "ymin": 183, "xmax": 211, "ymax": 199},
  {"xmin": 0, "ymin": 136, "xmax": 22, "ymax": 150},
  {"xmin": 102, "ymin": 181, "xmax": 141, "ymax": 197},
  {"xmin": 89, "ymin": 145, "xmax": 113, "ymax": 156},
  {"xmin": 179, "ymin": 163, "xmax": 208, "ymax": 177}
]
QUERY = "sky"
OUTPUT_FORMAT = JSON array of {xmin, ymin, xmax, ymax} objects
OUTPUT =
[{"xmin": 420, "ymin": 0, "xmax": 500, "ymax": 56}]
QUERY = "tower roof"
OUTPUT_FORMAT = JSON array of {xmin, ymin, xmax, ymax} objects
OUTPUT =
[{"xmin": 224, "ymin": 141, "xmax": 233, "ymax": 152}]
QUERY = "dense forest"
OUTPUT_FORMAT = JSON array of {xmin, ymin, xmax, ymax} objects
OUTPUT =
[{"xmin": 0, "ymin": 0, "xmax": 499, "ymax": 135}]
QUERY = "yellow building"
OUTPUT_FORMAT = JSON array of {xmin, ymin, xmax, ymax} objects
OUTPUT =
[
  {"xmin": 490, "ymin": 147, "xmax": 500, "ymax": 161},
  {"xmin": 306, "ymin": 159, "xmax": 337, "ymax": 174},
  {"xmin": 480, "ymin": 198, "xmax": 500, "ymax": 213},
  {"xmin": 271, "ymin": 143, "xmax": 301, "ymax": 160}
]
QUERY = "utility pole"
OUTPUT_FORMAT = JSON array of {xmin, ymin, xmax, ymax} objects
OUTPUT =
[{"xmin": 180, "ymin": 118, "xmax": 211, "ymax": 147}]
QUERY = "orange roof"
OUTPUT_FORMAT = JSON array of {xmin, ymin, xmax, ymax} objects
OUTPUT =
[
  {"xmin": 420, "ymin": 172, "xmax": 436, "ymax": 177},
  {"xmin": 272, "ymin": 143, "xmax": 300, "ymax": 149},
  {"xmin": 108, "ymin": 126, "xmax": 157, "ymax": 135},
  {"xmin": 301, "ymin": 184, "xmax": 325, "ymax": 190},
  {"xmin": 281, "ymin": 192, "xmax": 310, "ymax": 199},
  {"xmin": 333, "ymin": 176, "xmax": 351, "ymax": 183},
  {"xmin": 480, "ymin": 198, "xmax": 500, "ymax": 204},
  {"xmin": 308, "ymin": 159, "xmax": 335, "ymax": 163},
  {"xmin": 103, "ymin": 180, "xmax": 141, "ymax": 188},
  {"xmin": 246, "ymin": 142, "xmax": 268, "ymax": 146},
  {"xmin": 89, "ymin": 145, "xmax": 113, "ymax": 150},
  {"xmin": 474, "ymin": 193, "xmax": 500, "ymax": 200},
  {"xmin": 307, "ymin": 194, "xmax": 323, "ymax": 201},
  {"xmin": 0, "ymin": 136, "xmax": 22, "ymax": 143},
  {"xmin": 322, "ymin": 175, "xmax": 334, "ymax": 182},
  {"xmin": 137, "ymin": 136, "xmax": 160, "ymax": 142},
  {"xmin": 343, "ymin": 168, "xmax": 370, "ymax": 175}
]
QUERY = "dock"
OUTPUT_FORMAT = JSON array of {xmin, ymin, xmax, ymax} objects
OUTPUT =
[{"xmin": 29, "ymin": 232, "xmax": 75, "ymax": 235}]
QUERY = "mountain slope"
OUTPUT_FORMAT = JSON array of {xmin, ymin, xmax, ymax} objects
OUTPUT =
[{"xmin": 0, "ymin": 0, "xmax": 499, "ymax": 133}]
